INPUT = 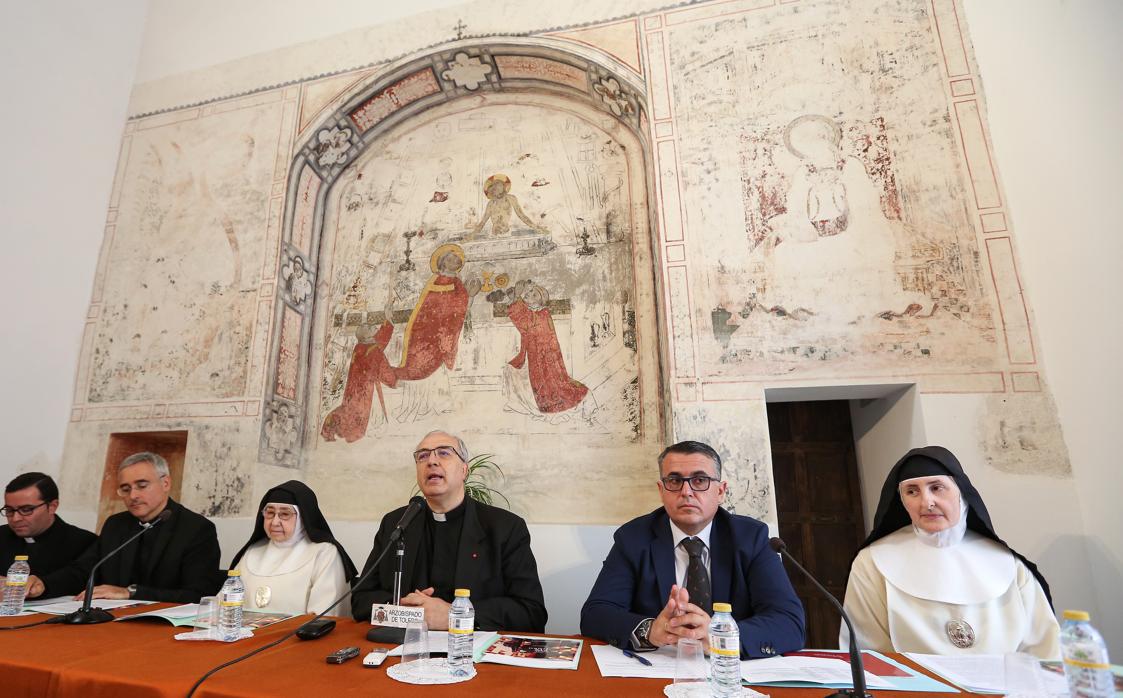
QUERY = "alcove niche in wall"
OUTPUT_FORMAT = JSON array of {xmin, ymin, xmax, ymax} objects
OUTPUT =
[
  {"xmin": 256, "ymin": 40, "xmax": 666, "ymax": 523},
  {"xmin": 99, "ymin": 431, "xmax": 188, "ymax": 530}
]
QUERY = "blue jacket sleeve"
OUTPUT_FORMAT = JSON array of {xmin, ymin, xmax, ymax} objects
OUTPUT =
[
  {"xmin": 580, "ymin": 532, "xmax": 649, "ymax": 649},
  {"xmin": 736, "ymin": 525, "xmax": 805, "ymax": 657}
]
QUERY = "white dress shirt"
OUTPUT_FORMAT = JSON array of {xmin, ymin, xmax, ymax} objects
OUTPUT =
[{"xmin": 669, "ymin": 519, "xmax": 713, "ymax": 589}]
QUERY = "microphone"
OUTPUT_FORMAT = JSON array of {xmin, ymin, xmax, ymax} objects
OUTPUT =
[
  {"xmin": 770, "ymin": 537, "xmax": 872, "ymax": 698},
  {"xmin": 388, "ymin": 496, "xmax": 425, "ymax": 542},
  {"xmin": 186, "ymin": 495, "xmax": 427, "ymax": 698},
  {"xmin": 54, "ymin": 509, "xmax": 173, "ymax": 625}
]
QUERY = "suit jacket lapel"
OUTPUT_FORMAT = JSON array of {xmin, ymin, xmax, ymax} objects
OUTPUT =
[
  {"xmin": 652, "ymin": 513, "xmax": 676, "ymax": 603},
  {"xmin": 454, "ymin": 497, "xmax": 486, "ymax": 592},
  {"xmin": 709, "ymin": 509, "xmax": 733, "ymax": 606}
]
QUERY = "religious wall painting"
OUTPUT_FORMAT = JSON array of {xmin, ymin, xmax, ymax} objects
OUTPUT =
[
  {"xmin": 88, "ymin": 103, "xmax": 283, "ymax": 403},
  {"xmin": 664, "ymin": 0, "xmax": 1002, "ymax": 379},
  {"xmin": 311, "ymin": 98, "xmax": 653, "ymax": 448}
]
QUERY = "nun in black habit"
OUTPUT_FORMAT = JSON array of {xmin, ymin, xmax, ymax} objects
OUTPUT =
[
  {"xmin": 229, "ymin": 481, "xmax": 357, "ymax": 616},
  {"xmin": 840, "ymin": 446, "xmax": 1060, "ymax": 659}
]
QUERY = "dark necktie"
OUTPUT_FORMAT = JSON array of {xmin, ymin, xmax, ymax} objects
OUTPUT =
[{"xmin": 681, "ymin": 537, "xmax": 712, "ymax": 615}]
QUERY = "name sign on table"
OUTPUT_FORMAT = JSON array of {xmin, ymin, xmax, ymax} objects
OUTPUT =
[{"xmin": 370, "ymin": 604, "xmax": 425, "ymax": 628}]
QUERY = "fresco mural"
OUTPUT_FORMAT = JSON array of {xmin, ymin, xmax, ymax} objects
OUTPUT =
[
  {"xmin": 667, "ymin": 1, "xmax": 1000, "ymax": 378},
  {"xmin": 59, "ymin": 0, "xmax": 1073, "ymax": 525}
]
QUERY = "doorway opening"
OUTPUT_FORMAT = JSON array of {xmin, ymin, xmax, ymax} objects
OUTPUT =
[
  {"xmin": 767, "ymin": 384, "xmax": 922, "ymax": 648},
  {"xmin": 99, "ymin": 431, "xmax": 188, "ymax": 531}
]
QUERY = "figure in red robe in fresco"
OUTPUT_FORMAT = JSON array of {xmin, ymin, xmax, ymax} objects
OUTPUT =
[
  {"xmin": 320, "ymin": 321, "xmax": 394, "ymax": 442},
  {"xmin": 506, "ymin": 282, "xmax": 588, "ymax": 414},
  {"xmin": 320, "ymin": 244, "xmax": 479, "ymax": 441}
]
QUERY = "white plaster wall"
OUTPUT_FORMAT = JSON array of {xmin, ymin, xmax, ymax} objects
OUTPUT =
[
  {"xmin": 963, "ymin": 0, "xmax": 1123, "ymax": 656},
  {"xmin": 0, "ymin": 1, "xmax": 147, "ymax": 479},
  {"xmin": 4, "ymin": 0, "xmax": 1119, "ymax": 652}
]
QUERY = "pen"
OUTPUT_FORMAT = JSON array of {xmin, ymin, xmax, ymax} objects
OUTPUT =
[{"xmin": 622, "ymin": 648, "xmax": 653, "ymax": 666}]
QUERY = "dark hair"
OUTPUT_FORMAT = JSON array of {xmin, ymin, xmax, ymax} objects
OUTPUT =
[
  {"xmin": 657, "ymin": 441, "xmax": 723, "ymax": 479},
  {"xmin": 5, "ymin": 472, "xmax": 59, "ymax": 503}
]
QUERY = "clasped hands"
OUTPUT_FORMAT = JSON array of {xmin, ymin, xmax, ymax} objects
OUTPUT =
[
  {"xmin": 648, "ymin": 583, "xmax": 711, "ymax": 650},
  {"xmin": 19, "ymin": 574, "xmax": 128, "ymax": 602},
  {"xmin": 399, "ymin": 587, "xmax": 452, "ymax": 630}
]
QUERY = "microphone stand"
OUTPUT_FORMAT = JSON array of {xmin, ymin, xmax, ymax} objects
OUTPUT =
[
  {"xmin": 392, "ymin": 539, "xmax": 405, "ymax": 605},
  {"xmin": 54, "ymin": 515, "xmax": 168, "ymax": 626},
  {"xmin": 771, "ymin": 537, "xmax": 872, "ymax": 698}
]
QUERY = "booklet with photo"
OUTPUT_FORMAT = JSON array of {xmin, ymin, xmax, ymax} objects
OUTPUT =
[
  {"xmin": 477, "ymin": 634, "xmax": 583, "ymax": 670},
  {"xmin": 117, "ymin": 603, "xmax": 292, "ymax": 630}
]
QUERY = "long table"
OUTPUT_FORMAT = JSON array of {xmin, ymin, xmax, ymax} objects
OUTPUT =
[{"xmin": 0, "ymin": 605, "xmax": 972, "ymax": 698}]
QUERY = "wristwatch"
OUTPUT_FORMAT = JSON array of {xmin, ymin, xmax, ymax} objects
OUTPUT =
[
  {"xmin": 632, "ymin": 617, "xmax": 656, "ymax": 650},
  {"xmin": 127, "ymin": 584, "xmax": 137, "ymax": 599}
]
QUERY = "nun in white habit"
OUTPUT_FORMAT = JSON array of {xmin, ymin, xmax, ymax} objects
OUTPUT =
[
  {"xmin": 840, "ymin": 446, "xmax": 1060, "ymax": 659},
  {"xmin": 229, "ymin": 481, "xmax": 356, "ymax": 616}
]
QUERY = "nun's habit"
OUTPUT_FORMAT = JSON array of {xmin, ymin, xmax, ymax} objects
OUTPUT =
[
  {"xmin": 229, "ymin": 481, "xmax": 357, "ymax": 616},
  {"xmin": 840, "ymin": 447, "xmax": 1059, "ymax": 659}
]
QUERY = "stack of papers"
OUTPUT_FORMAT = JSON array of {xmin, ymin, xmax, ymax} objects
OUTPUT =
[
  {"xmin": 905, "ymin": 653, "xmax": 1069, "ymax": 695},
  {"xmin": 747, "ymin": 651, "xmax": 956, "ymax": 692},
  {"xmin": 25, "ymin": 598, "xmax": 155, "ymax": 615}
]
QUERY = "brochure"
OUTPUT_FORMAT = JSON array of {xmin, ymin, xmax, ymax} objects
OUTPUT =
[
  {"xmin": 116, "ymin": 602, "xmax": 292, "ymax": 630},
  {"xmin": 478, "ymin": 634, "xmax": 583, "ymax": 670}
]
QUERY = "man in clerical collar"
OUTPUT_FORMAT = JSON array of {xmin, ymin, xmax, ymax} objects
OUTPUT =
[
  {"xmin": 28, "ymin": 452, "xmax": 222, "ymax": 603},
  {"xmin": 351, "ymin": 430, "xmax": 548, "ymax": 632},
  {"xmin": 0, "ymin": 473, "xmax": 96, "ymax": 581}
]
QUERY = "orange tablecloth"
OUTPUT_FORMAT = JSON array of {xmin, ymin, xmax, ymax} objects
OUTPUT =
[{"xmin": 0, "ymin": 605, "xmax": 969, "ymax": 698}]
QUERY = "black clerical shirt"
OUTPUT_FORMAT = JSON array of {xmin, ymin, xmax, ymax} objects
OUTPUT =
[
  {"xmin": 417, "ymin": 499, "xmax": 466, "ymax": 602},
  {"xmin": 0, "ymin": 516, "xmax": 96, "ymax": 577}
]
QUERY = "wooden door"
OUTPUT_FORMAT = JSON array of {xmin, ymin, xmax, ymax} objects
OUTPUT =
[{"xmin": 768, "ymin": 400, "xmax": 866, "ymax": 649}]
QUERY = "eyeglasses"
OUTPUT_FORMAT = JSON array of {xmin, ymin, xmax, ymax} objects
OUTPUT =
[
  {"xmin": 117, "ymin": 480, "xmax": 155, "ymax": 497},
  {"xmin": 262, "ymin": 507, "xmax": 297, "ymax": 522},
  {"xmin": 0, "ymin": 502, "xmax": 48, "ymax": 518},
  {"xmin": 660, "ymin": 475, "xmax": 720, "ymax": 492},
  {"xmin": 413, "ymin": 446, "xmax": 463, "ymax": 464}
]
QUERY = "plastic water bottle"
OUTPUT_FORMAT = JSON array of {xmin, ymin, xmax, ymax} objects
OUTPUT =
[
  {"xmin": 709, "ymin": 602, "xmax": 742, "ymax": 696},
  {"xmin": 1060, "ymin": 610, "xmax": 1113, "ymax": 698},
  {"xmin": 217, "ymin": 570, "xmax": 245, "ymax": 642},
  {"xmin": 0, "ymin": 556, "xmax": 31, "ymax": 616},
  {"xmin": 448, "ymin": 588, "xmax": 475, "ymax": 677}
]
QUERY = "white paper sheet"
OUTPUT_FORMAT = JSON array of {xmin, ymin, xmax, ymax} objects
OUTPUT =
[
  {"xmin": 591, "ymin": 645, "xmax": 679, "ymax": 678},
  {"xmin": 741, "ymin": 655, "xmax": 895, "ymax": 688},
  {"xmin": 29, "ymin": 599, "xmax": 156, "ymax": 615},
  {"xmin": 904, "ymin": 653, "xmax": 1068, "ymax": 695}
]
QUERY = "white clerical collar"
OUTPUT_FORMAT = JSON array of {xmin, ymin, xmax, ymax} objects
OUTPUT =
[
  {"xmin": 432, "ymin": 511, "xmax": 446, "ymax": 522},
  {"xmin": 870, "ymin": 526, "xmax": 1015, "ymax": 604},
  {"xmin": 669, "ymin": 520, "xmax": 713, "ymax": 551},
  {"xmin": 23, "ymin": 537, "xmax": 34, "ymax": 544}
]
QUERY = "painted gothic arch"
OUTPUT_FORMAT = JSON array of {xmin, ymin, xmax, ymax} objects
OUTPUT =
[{"xmin": 260, "ymin": 38, "xmax": 657, "ymax": 466}]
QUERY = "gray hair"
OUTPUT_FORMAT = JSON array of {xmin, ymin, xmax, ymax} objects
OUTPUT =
[
  {"xmin": 118, "ymin": 451, "xmax": 170, "ymax": 478},
  {"xmin": 418, "ymin": 430, "xmax": 470, "ymax": 462}
]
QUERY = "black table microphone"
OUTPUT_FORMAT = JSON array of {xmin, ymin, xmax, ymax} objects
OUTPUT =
[
  {"xmin": 51, "ymin": 509, "xmax": 173, "ymax": 626},
  {"xmin": 770, "ymin": 537, "xmax": 872, "ymax": 698}
]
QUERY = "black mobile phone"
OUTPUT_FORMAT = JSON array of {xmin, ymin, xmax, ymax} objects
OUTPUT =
[
  {"xmin": 326, "ymin": 646, "xmax": 361, "ymax": 664},
  {"xmin": 296, "ymin": 618, "xmax": 336, "ymax": 640}
]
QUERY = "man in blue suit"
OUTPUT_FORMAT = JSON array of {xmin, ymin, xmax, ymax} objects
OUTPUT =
[{"xmin": 581, "ymin": 441, "xmax": 805, "ymax": 657}]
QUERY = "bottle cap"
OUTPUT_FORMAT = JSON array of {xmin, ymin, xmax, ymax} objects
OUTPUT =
[
  {"xmin": 1063, "ymin": 610, "xmax": 1090, "ymax": 621},
  {"xmin": 712, "ymin": 602, "xmax": 732, "ymax": 613},
  {"xmin": 228, "ymin": 570, "xmax": 241, "ymax": 577},
  {"xmin": 454, "ymin": 588, "xmax": 470, "ymax": 597},
  {"xmin": 14, "ymin": 555, "xmax": 28, "ymax": 561}
]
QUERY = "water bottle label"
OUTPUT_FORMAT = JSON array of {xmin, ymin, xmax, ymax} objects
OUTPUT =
[
  {"xmin": 221, "ymin": 591, "xmax": 244, "ymax": 605},
  {"xmin": 449, "ymin": 616, "xmax": 474, "ymax": 634},
  {"xmin": 6, "ymin": 572, "xmax": 28, "ymax": 586},
  {"xmin": 710, "ymin": 634, "xmax": 740, "ymax": 657},
  {"xmin": 1064, "ymin": 658, "xmax": 1110, "ymax": 670}
]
